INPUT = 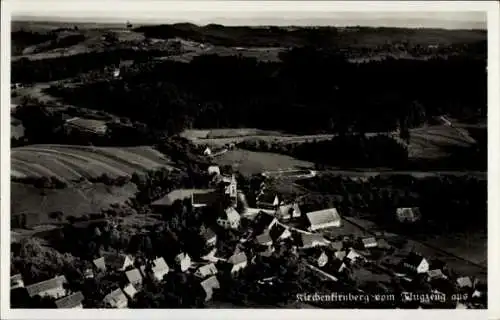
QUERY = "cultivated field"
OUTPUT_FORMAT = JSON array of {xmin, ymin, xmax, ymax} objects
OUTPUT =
[
  {"xmin": 11, "ymin": 144, "xmax": 176, "ymax": 182},
  {"xmin": 212, "ymin": 148, "xmax": 315, "ymax": 175}
]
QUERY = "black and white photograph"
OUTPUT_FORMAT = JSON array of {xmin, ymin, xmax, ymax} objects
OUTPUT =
[{"xmin": 1, "ymin": 0, "xmax": 498, "ymax": 317}]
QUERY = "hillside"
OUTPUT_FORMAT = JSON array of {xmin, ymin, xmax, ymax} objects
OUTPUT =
[{"xmin": 11, "ymin": 145, "xmax": 176, "ymax": 182}]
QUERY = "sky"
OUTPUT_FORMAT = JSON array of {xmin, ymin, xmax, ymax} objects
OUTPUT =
[{"xmin": 8, "ymin": 1, "xmax": 488, "ymax": 29}]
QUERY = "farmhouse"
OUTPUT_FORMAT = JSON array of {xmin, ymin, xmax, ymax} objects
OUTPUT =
[
  {"xmin": 360, "ymin": 237, "xmax": 378, "ymax": 249},
  {"xmin": 200, "ymin": 276, "xmax": 220, "ymax": 301},
  {"xmin": 269, "ymin": 223, "xmax": 291, "ymax": 242},
  {"xmin": 55, "ymin": 291, "xmax": 85, "ymax": 309},
  {"xmin": 217, "ymin": 207, "xmax": 241, "ymax": 229},
  {"xmin": 11, "ymin": 274, "xmax": 24, "ymax": 290},
  {"xmin": 300, "ymin": 233, "xmax": 329, "ymax": 249},
  {"xmin": 306, "ymin": 208, "xmax": 342, "ymax": 231},
  {"xmin": 334, "ymin": 250, "xmax": 347, "ymax": 260},
  {"xmin": 255, "ymin": 232, "xmax": 273, "ymax": 247},
  {"xmin": 456, "ymin": 276, "xmax": 473, "ymax": 289},
  {"xmin": 125, "ymin": 268, "xmax": 143, "ymax": 287},
  {"xmin": 227, "ymin": 251, "xmax": 248, "ymax": 274},
  {"xmin": 200, "ymin": 227, "xmax": 217, "ymax": 247},
  {"xmin": 103, "ymin": 288, "xmax": 128, "ymax": 309},
  {"xmin": 25, "ymin": 275, "xmax": 67, "ymax": 299},
  {"xmin": 175, "ymin": 252, "xmax": 192, "ymax": 272},
  {"xmin": 427, "ymin": 269, "xmax": 447, "ymax": 281},
  {"xmin": 330, "ymin": 241, "xmax": 344, "ymax": 251},
  {"xmin": 345, "ymin": 249, "xmax": 365, "ymax": 263},
  {"xmin": 403, "ymin": 252, "xmax": 429, "ymax": 274},
  {"xmin": 64, "ymin": 117, "xmax": 108, "ymax": 135},
  {"xmin": 276, "ymin": 202, "xmax": 301, "ymax": 220},
  {"xmin": 396, "ymin": 207, "xmax": 422, "ymax": 223},
  {"xmin": 195, "ymin": 263, "xmax": 218, "ymax": 279},
  {"xmin": 122, "ymin": 284, "xmax": 138, "ymax": 300},
  {"xmin": 150, "ymin": 257, "xmax": 170, "ymax": 281},
  {"xmin": 93, "ymin": 257, "xmax": 107, "ymax": 271},
  {"xmin": 313, "ymin": 250, "xmax": 329, "ymax": 268}
]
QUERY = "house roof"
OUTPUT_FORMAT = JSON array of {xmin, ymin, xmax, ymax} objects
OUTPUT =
[
  {"xmin": 331, "ymin": 259, "xmax": 347, "ymax": 272},
  {"xmin": 55, "ymin": 291, "xmax": 84, "ymax": 308},
  {"xmin": 362, "ymin": 237, "xmax": 378, "ymax": 246},
  {"xmin": 300, "ymin": 233, "xmax": 328, "ymax": 247},
  {"xmin": 197, "ymin": 263, "xmax": 218, "ymax": 278},
  {"xmin": 122, "ymin": 284, "xmax": 138, "ymax": 299},
  {"xmin": 256, "ymin": 232, "xmax": 273, "ymax": 245},
  {"xmin": 254, "ymin": 211, "xmax": 277, "ymax": 229},
  {"xmin": 104, "ymin": 288, "xmax": 127, "ymax": 305},
  {"xmin": 330, "ymin": 241, "xmax": 344, "ymax": 251},
  {"xmin": 269, "ymin": 224, "xmax": 288, "ymax": 241},
  {"xmin": 223, "ymin": 207, "xmax": 240, "ymax": 222},
  {"xmin": 151, "ymin": 189, "xmax": 214, "ymax": 206},
  {"xmin": 200, "ymin": 227, "xmax": 217, "ymax": 242},
  {"xmin": 335, "ymin": 250, "xmax": 347, "ymax": 260},
  {"xmin": 428, "ymin": 269, "xmax": 446, "ymax": 279},
  {"xmin": 125, "ymin": 268, "xmax": 143, "ymax": 284},
  {"xmin": 152, "ymin": 257, "xmax": 169, "ymax": 274},
  {"xmin": 193, "ymin": 191, "xmax": 219, "ymax": 206},
  {"xmin": 396, "ymin": 207, "xmax": 421, "ymax": 219},
  {"xmin": 26, "ymin": 276, "xmax": 67, "ymax": 297},
  {"xmin": 65, "ymin": 117, "xmax": 107, "ymax": 132},
  {"xmin": 457, "ymin": 276, "xmax": 473, "ymax": 288},
  {"xmin": 11, "ymin": 274, "xmax": 23, "ymax": 283},
  {"xmin": 200, "ymin": 275, "xmax": 220, "ymax": 296},
  {"xmin": 276, "ymin": 203, "xmax": 301, "ymax": 218},
  {"xmin": 306, "ymin": 208, "xmax": 341, "ymax": 227},
  {"xmin": 346, "ymin": 249, "xmax": 364, "ymax": 261},
  {"xmin": 257, "ymin": 192, "xmax": 279, "ymax": 205},
  {"xmin": 175, "ymin": 252, "xmax": 190, "ymax": 262},
  {"xmin": 228, "ymin": 252, "xmax": 247, "ymax": 265},
  {"xmin": 404, "ymin": 252, "xmax": 426, "ymax": 267},
  {"xmin": 93, "ymin": 257, "xmax": 106, "ymax": 270}
]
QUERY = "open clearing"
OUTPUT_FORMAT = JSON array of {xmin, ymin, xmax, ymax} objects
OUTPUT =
[
  {"xmin": 11, "ymin": 181, "xmax": 138, "ymax": 224},
  {"xmin": 11, "ymin": 144, "xmax": 176, "ymax": 182},
  {"xmin": 212, "ymin": 148, "xmax": 315, "ymax": 175}
]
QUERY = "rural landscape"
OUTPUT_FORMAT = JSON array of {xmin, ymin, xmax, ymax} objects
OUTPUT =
[{"xmin": 9, "ymin": 16, "xmax": 487, "ymax": 310}]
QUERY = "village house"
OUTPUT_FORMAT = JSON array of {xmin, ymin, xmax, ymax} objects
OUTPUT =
[
  {"xmin": 64, "ymin": 117, "xmax": 108, "ymax": 135},
  {"xmin": 150, "ymin": 189, "xmax": 216, "ymax": 211},
  {"xmin": 200, "ymin": 227, "xmax": 217, "ymax": 247},
  {"xmin": 122, "ymin": 284, "xmax": 138, "ymax": 300},
  {"xmin": 217, "ymin": 207, "xmax": 241, "ymax": 229},
  {"xmin": 330, "ymin": 240, "xmax": 344, "ymax": 251},
  {"xmin": 313, "ymin": 250, "xmax": 329, "ymax": 268},
  {"xmin": 195, "ymin": 263, "xmax": 218, "ymax": 279},
  {"xmin": 207, "ymin": 165, "xmax": 221, "ymax": 176},
  {"xmin": 93, "ymin": 257, "xmax": 107, "ymax": 272},
  {"xmin": 84, "ymin": 268, "xmax": 94, "ymax": 279},
  {"xmin": 192, "ymin": 191, "xmax": 220, "ymax": 208},
  {"xmin": 345, "ymin": 249, "xmax": 365, "ymax": 264},
  {"xmin": 269, "ymin": 223, "xmax": 292, "ymax": 242},
  {"xmin": 125, "ymin": 268, "xmax": 143, "ymax": 287},
  {"xmin": 203, "ymin": 147, "xmax": 212, "ymax": 156},
  {"xmin": 360, "ymin": 237, "xmax": 378, "ymax": 249},
  {"xmin": 306, "ymin": 208, "xmax": 342, "ymax": 231},
  {"xmin": 103, "ymin": 288, "xmax": 128, "ymax": 308},
  {"xmin": 11, "ymin": 274, "xmax": 24, "ymax": 290},
  {"xmin": 54, "ymin": 291, "xmax": 85, "ymax": 309},
  {"xmin": 330, "ymin": 260, "xmax": 348, "ymax": 274},
  {"xmin": 402, "ymin": 252, "xmax": 429, "ymax": 274},
  {"xmin": 104, "ymin": 253, "xmax": 134, "ymax": 271},
  {"xmin": 255, "ymin": 232, "xmax": 273, "ymax": 247},
  {"xmin": 200, "ymin": 276, "xmax": 220, "ymax": 301},
  {"xmin": 275, "ymin": 202, "xmax": 302, "ymax": 220},
  {"xmin": 25, "ymin": 275, "xmax": 67, "ymax": 299},
  {"xmin": 334, "ymin": 250, "xmax": 347, "ymax": 261},
  {"xmin": 396, "ymin": 207, "xmax": 422, "ymax": 224},
  {"xmin": 456, "ymin": 276, "xmax": 473, "ymax": 289},
  {"xmin": 427, "ymin": 269, "xmax": 447, "ymax": 281},
  {"xmin": 256, "ymin": 192, "xmax": 281, "ymax": 210},
  {"xmin": 300, "ymin": 233, "xmax": 329, "ymax": 249},
  {"xmin": 175, "ymin": 252, "xmax": 192, "ymax": 272},
  {"xmin": 150, "ymin": 257, "xmax": 169, "ymax": 281},
  {"xmin": 227, "ymin": 251, "xmax": 248, "ymax": 274}
]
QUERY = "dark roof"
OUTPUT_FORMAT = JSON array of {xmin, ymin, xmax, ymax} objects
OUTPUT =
[
  {"xmin": 192, "ymin": 191, "xmax": 219, "ymax": 206},
  {"xmin": 254, "ymin": 211, "xmax": 277, "ymax": 230},
  {"xmin": 257, "ymin": 192, "xmax": 279, "ymax": 205},
  {"xmin": 151, "ymin": 189, "xmax": 213, "ymax": 206},
  {"xmin": 93, "ymin": 257, "xmax": 106, "ymax": 271},
  {"xmin": 269, "ymin": 223, "xmax": 287, "ymax": 241},
  {"xmin": 11, "ymin": 274, "xmax": 23, "ymax": 282},
  {"xmin": 200, "ymin": 227, "xmax": 216, "ymax": 242},
  {"xmin": 404, "ymin": 252, "xmax": 426, "ymax": 267},
  {"xmin": 104, "ymin": 253, "xmax": 129, "ymax": 269},
  {"xmin": 26, "ymin": 276, "xmax": 67, "ymax": 297},
  {"xmin": 55, "ymin": 291, "xmax": 84, "ymax": 308}
]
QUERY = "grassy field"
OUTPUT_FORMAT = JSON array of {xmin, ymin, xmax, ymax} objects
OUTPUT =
[
  {"xmin": 11, "ymin": 181, "xmax": 137, "ymax": 224},
  {"xmin": 11, "ymin": 144, "xmax": 176, "ymax": 182},
  {"xmin": 212, "ymin": 148, "xmax": 314, "ymax": 175}
]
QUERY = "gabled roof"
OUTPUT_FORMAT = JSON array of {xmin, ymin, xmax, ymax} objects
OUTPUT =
[
  {"xmin": 103, "ymin": 288, "xmax": 127, "ymax": 305},
  {"xmin": 26, "ymin": 276, "xmax": 67, "ymax": 297},
  {"xmin": 93, "ymin": 257, "xmax": 106, "ymax": 271},
  {"xmin": 105, "ymin": 253, "xmax": 130, "ymax": 270},
  {"xmin": 330, "ymin": 241, "xmax": 344, "ymax": 251},
  {"xmin": 11, "ymin": 274, "xmax": 23, "ymax": 283},
  {"xmin": 222, "ymin": 207, "xmax": 240, "ymax": 222},
  {"xmin": 396, "ymin": 207, "xmax": 421, "ymax": 220},
  {"xmin": 200, "ymin": 275, "xmax": 220, "ymax": 298},
  {"xmin": 362, "ymin": 237, "xmax": 378, "ymax": 246},
  {"xmin": 404, "ymin": 252, "xmax": 426, "ymax": 267},
  {"xmin": 65, "ymin": 117, "xmax": 107, "ymax": 132},
  {"xmin": 151, "ymin": 189, "xmax": 215, "ymax": 206},
  {"xmin": 123, "ymin": 284, "xmax": 138, "ymax": 299},
  {"xmin": 276, "ymin": 203, "xmax": 301, "ymax": 218},
  {"xmin": 55, "ymin": 291, "xmax": 84, "ymax": 308},
  {"xmin": 152, "ymin": 257, "xmax": 169, "ymax": 275},
  {"xmin": 306, "ymin": 208, "xmax": 341, "ymax": 226},
  {"xmin": 200, "ymin": 227, "xmax": 217, "ymax": 242},
  {"xmin": 175, "ymin": 252, "xmax": 191, "ymax": 262},
  {"xmin": 457, "ymin": 276, "xmax": 473, "ymax": 288},
  {"xmin": 193, "ymin": 191, "xmax": 219, "ymax": 206},
  {"xmin": 428, "ymin": 269, "xmax": 446, "ymax": 280},
  {"xmin": 125, "ymin": 268, "xmax": 143, "ymax": 284},
  {"xmin": 300, "ymin": 233, "xmax": 328, "ymax": 247},
  {"xmin": 255, "ymin": 232, "xmax": 273, "ymax": 245},
  {"xmin": 330, "ymin": 259, "xmax": 347, "ymax": 272},
  {"xmin": 196, "ymin": 263, "xmax": 218, "ymax": 278},
  {"xmin": 254, "ymin": 211, "xmax": 277, "ymax": 229},
  {"xmin": 228, "ymin": 252, "xmax": 247, "ymax": 265},
  {"xmin": 346, "ymin": 249, "xmax": 364, "ymax": 261},
  {"xmin": 257, "ymin": 192, "xmax": 279, "ymax": 205}
]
